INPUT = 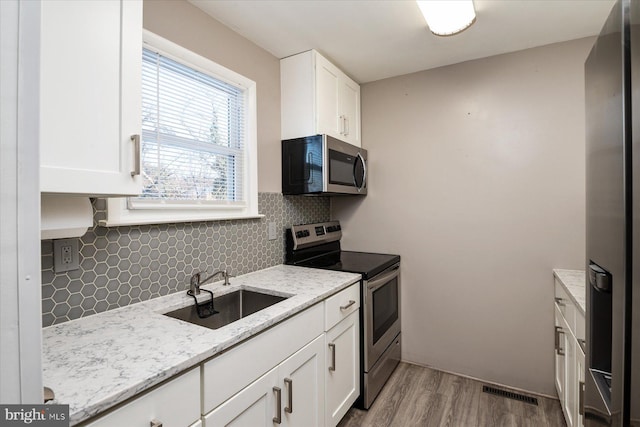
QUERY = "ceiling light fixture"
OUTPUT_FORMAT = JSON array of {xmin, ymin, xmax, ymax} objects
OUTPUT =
[{"xmin": 416, "ymin": 0, "xmax": 476, "ymax": 37}]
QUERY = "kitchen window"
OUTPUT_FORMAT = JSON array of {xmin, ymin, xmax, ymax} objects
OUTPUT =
[{"xmin": 104, "ymin": 31, "xmax": 258, "ymax": 226}]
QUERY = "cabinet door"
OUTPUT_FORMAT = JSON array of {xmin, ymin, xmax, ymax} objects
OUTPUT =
[
  {"xmin": 204, "ymin": 368, "xmax": 279, "ymax": 427},
  {"xmin": 40, "ymin": 0, "xmax": 142, "ymax": 196},
  {"xmin": 326, "ymin": 311, "xmax": 359, "ymax": 427},
  {"xmin": 338, "ymin": 77, "xmax": 361, "ymax": 147},
  {"xmin": 85, "ymin": 368, "xmax": 200, "ymax": 427},
  {"xmin": 554, "ymin": 305, "xmax": 566, "ymax": 402},
  {"xmin": 315, "ymin": 54, "xmax": 341, "ymax": 140},
  {"xmin": 278, "ymin": 335, "xmax": 325, "ymax": 427},
  {"xmin": 576, "ymin": 345, "xmax": 585, "ymax": 427},
  {"xmin": 564, "ymin": 326, "xmax": 576, "ymax": 427}
]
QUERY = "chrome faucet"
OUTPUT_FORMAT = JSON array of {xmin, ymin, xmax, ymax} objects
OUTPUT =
[{"xmin": 189, "ymin": 269, "xmax": 231, "ymax": 295}]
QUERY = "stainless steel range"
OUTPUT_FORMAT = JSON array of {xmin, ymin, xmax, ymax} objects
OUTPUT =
[{"xmin": 286, "ymin": 220, "xmax": 401, "ymax": 409}]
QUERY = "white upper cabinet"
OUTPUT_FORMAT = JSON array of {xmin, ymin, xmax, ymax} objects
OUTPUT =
[
  {"xmin": 40, "ymin": 0, "xmax": 143, "ymax": 196},
  {"xmin": 281, "ymin": 50, "xmax": 361, "ymax": 147}
]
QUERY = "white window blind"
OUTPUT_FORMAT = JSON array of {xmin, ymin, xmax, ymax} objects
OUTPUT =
[{"xmin": 130, "ymin": 48, "xmax": 246, "ymax": 209}]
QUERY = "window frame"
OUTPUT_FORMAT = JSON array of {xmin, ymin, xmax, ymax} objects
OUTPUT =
[{"xmin": 103, "ymin": 30, "xmax": 259, "ymax": 226}]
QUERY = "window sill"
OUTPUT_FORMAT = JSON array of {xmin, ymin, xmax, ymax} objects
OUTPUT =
[{"xmin": 100, "ymin": 198, "xmax": 263, "ymax": 227}]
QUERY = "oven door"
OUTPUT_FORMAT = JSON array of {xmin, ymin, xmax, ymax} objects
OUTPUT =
[{"xmin": 365, "ymin": 264, "xmax": 401, "ymax": 371}]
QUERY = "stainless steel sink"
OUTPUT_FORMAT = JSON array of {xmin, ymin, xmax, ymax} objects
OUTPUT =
[{"xmin": 164, "ymin": 290, "xmax": 287, "ymax": 330}]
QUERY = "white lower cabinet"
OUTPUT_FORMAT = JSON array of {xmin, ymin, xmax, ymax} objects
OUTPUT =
[
  {"xmin": 325, "ymin": 311, "xmax": 359, "ymax": 427},
  {"xmin": 554, "ymin": 278, "xmax": 585, "ymax": 427},
  {"xmin": 204, "ymin": 335, "xmax": 325, "ymax": 427},
  {"xmin": 84, "ymin": 367, "xmax": 200, "ymax": 427}
]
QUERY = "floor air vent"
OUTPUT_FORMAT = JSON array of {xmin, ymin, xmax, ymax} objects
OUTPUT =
[{"xmin": 482, "ymin": 385, "xmax": 539, "ymax": 406}]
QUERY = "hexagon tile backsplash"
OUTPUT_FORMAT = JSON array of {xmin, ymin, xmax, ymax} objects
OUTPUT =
[{"xmin": 41, "ymin": 193, "xmax": 330, "ymax": 327}]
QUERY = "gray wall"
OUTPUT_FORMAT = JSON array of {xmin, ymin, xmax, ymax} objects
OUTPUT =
[{"xmin": 333, "ymin": 37, "xmax": 593, "ymax": 396}]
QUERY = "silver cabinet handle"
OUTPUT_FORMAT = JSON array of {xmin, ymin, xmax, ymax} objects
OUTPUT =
[
  {"xmin": 130, "ymin": 134, "xmax": 141, "ymax": 177},
  {"xmin": 284, "ymin": 378, "xmax": 293, "ymax": 414},
  {"xmin": 340, "ymin": 300, "xmax": 356, "ymax": 310},
  {"xmin": 328, "ymin": 343, "xmax": 336, "ymax": 371},
  {"xmin": 345, "ymin": 116, "xmax": 349, "ymax": 136},
  {"xmin": 273, "ymin": 386, "xmax": 282, "ymax": 424},
  {"xmin": 554, "ymin": 297, "xmax": 565, "ymax": 307},
  {"xmin": 150, "ymin": 420, "xmax": 162, "ymax": 427},
  {"xmin": 579, "ymin": 381, "xmax": 585, "ymax": 416},
  {"xmin": 554, "ymin": 326, "xmax": 565, "ymax": 356}
]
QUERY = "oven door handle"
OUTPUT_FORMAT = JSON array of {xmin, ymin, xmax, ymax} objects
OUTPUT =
[{"xmin": 367, "ymin": 266, "xmax": 400, "ymax": 292}]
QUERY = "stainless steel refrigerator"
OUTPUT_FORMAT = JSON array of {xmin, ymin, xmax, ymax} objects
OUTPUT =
[{"xmin": 585, "ymin": 0, "xmax": 640, "ymax": 425}]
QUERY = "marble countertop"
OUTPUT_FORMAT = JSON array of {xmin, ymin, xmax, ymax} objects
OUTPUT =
[
  {"xmin": 553, "ymin": 269, "xmax": 586, "ymax": 315},
  {"xmin": 42, "ymin": 265, "xmax": 361, "ymax": 425}
]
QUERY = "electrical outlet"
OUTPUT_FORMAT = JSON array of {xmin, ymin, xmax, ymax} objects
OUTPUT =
[
  {"xmin": 53, "ymin": 238, "xmax": 80, "ymax": 273},
  {"xmin": 268, "ymin": 222, "xmax": 277, "ymax": 241},
  {"xmin": 61, "ymin": 244, "xmax": 73, "ymax": 265}
]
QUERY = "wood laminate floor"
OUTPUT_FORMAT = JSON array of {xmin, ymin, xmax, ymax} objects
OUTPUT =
[{"xmin": 338, "ymin": 362, "xmax": 567, "ymax": 427}]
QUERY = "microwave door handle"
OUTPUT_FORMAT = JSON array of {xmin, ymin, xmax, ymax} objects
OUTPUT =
[
  {"xmin": 355, "ymin": 152, "xmax": 366, "ymax": 191},
  {"xmin": 307, "ymin": 152, "xmax": 313, "ymax": 184}
]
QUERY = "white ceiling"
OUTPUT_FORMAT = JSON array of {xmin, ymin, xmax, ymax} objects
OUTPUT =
[{"xmin": 189, "ymin": 0, "xmax": 615, "ymax": 84}]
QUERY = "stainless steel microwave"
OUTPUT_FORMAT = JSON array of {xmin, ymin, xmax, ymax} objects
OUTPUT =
[{"xmin": 282, "ymin": 134, "xmax": 367, "ymax": 195}]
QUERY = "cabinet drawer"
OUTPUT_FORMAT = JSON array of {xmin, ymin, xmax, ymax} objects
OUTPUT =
[
  {"xmin": 84, "ymin": 368, "xmax": 200, "ymax": 427},
  {"xmin": 555, "ymin": 278, "xmax": 576, "ymax": 334},
  {"xmin": 203, "ymin": 303, "xmax": 323, "ymax": 413},
  {"xmin": 324, "ymin": 282, "xmax": 360, "ymax": 331}
]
